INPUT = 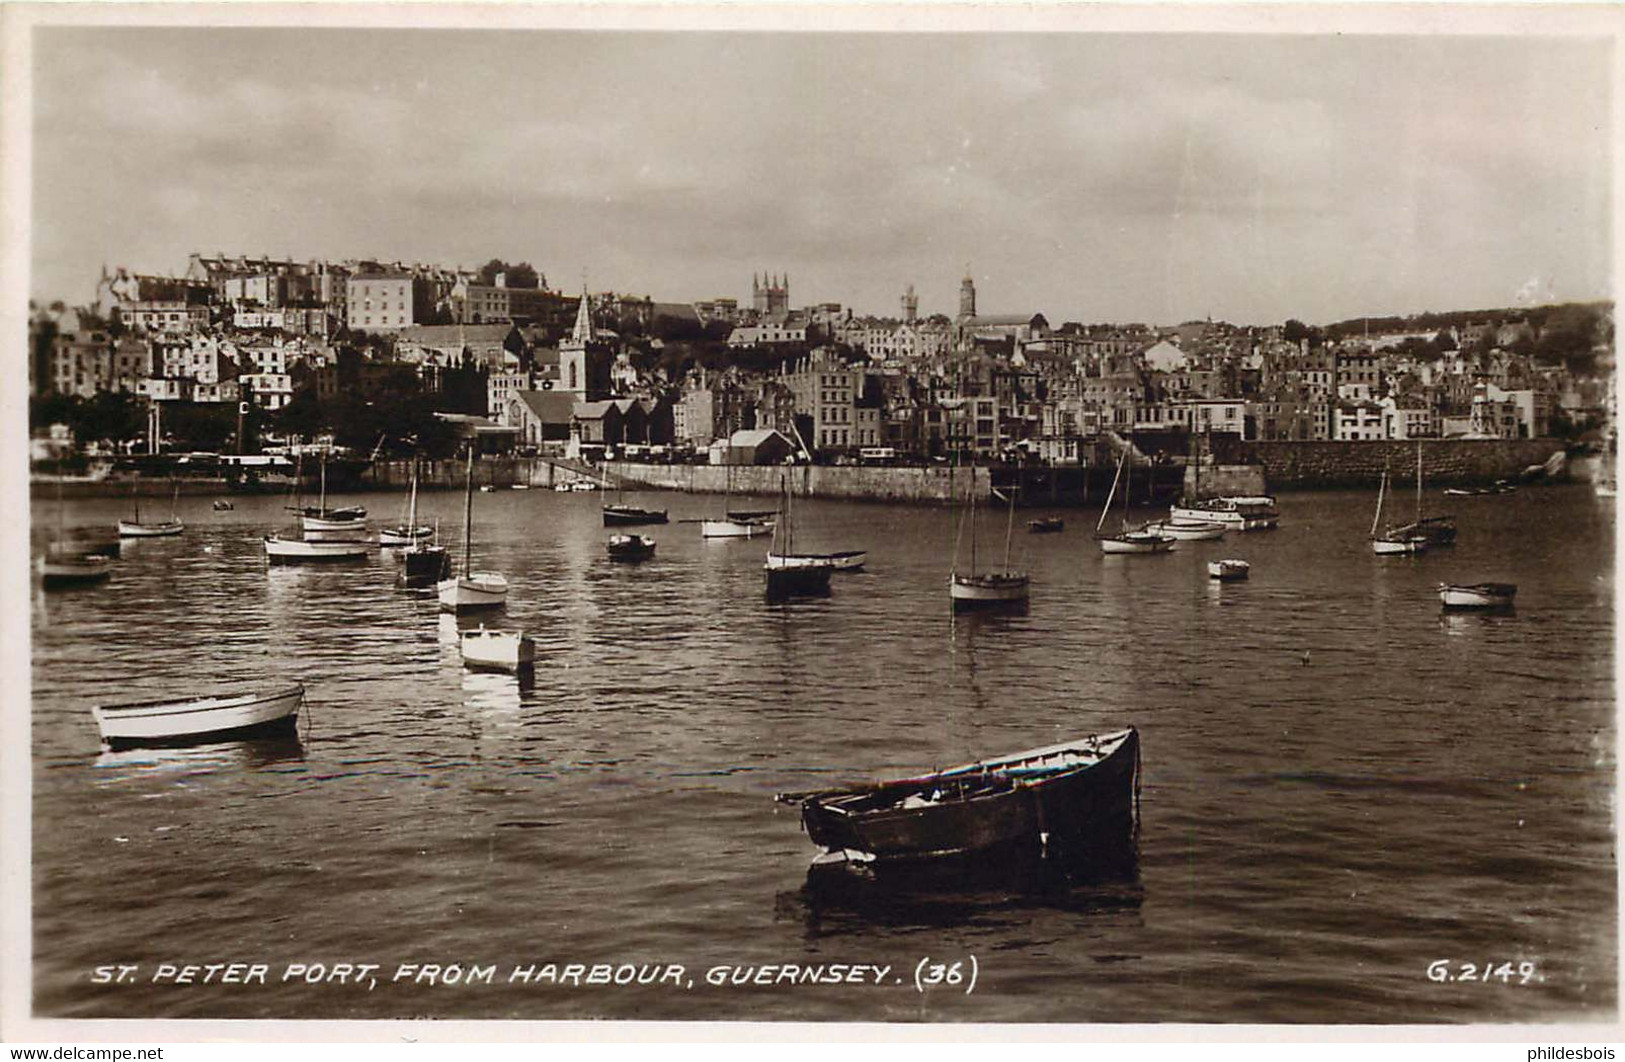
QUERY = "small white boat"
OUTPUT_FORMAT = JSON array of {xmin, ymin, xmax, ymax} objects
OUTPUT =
[
  {"xmin": 93, "ymin": 681, "xmax": 304, "ymax": 749},
  {"xmin": 701, "ymin": 516, "xmax": 775, "ymax": 538},
  {"xmin": 40, "ymin": 552, "xmax": 113, "ymax": 587},
  {"xmin": 569, "ymin": 480, "xmax": 598, "ymax": 492},
  {"xmin": 118, "ymin": 481, "xmax": 184, "ymax": 537},
  {"xmin": 1099, "ymin": 531, "xmax": 1176, "ymax": 554},
  {"xmin": 438, "ymin": 572, "xmax": 509, "ymax": 611},
  {"xmin": 212, "ymin": 500, "xmax": 234, "ymax": 511},
  {"xmin": 1207, "ymin": 558, "xmax": 1250, "ymax": 581},
  {"xmin": 949, "ymin": 572, "xmax": 1030, "ymax": 609},
  {"xmin": 828, "ymin": 550, "xmax": 867, "ymax": 571},
  {"xmin": 118, "ymin": 519, "xmax": 184, "ymax": 538},
  {"xmin": 460, "ymin": 625, "xmax": 536, "ymax": 672},
  {"xmin": 378, "ymin": 525, "xmax": 433, "ymax": 547},
  {"xmin": 1439, "ymin": 582, "xmax": 1517, "ymax": 609},
  {"xmin": 264, "ymin": 534, "xmax": 370, "ymax": 563},
  {"xmin": 1143, "ymin": 519, "xmax": 1226, "ymax": 541},
  {"xmin": 1371, "ymin": 536, "xmax": 1428, "ymax": 555}
]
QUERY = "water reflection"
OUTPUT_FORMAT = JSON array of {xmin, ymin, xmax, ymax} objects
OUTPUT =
[
  {"xmin": 1439, "ymin": 609, "xmax": 1518, "ymax": 637},
  {"xmin": 777, "ymin": 851, "xmax": 1144, "ymax": 936},
  {"xmin": 93, "ymin": 732, "xmax": 306, "ymax": 780}
]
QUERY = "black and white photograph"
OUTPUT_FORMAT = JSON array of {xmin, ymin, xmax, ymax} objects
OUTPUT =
[{"xmin": 3, "ymin": 2, "xmax": 1619, "ymax": 1040}]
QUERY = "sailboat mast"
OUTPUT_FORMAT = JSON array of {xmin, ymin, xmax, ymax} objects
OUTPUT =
[
  {"xmin": 319, "ymin": 453, "xmax": 328, "ymax": 514},
  {"xmin": 969, "ymin": 468, "xmax": 978, "ymax": 576},
  {"xmin": 1096, "ymin": 448, "xmax": 1125, "ymax": 534},
  {"xmin": 1415, "ymin": 441, "xmax": 1423, "ymax": 523},
  {"xmin": 407, "ymin": 459, "xmax": 419, "ymax": 529},
  {"xmin": 1371, "ymin": 468, "xmax": 1387, "ymax": 538},
  {"xmin": 462, "ymin": 448, "xmax": 474, "ymax": 577},
  {"xmin": 1001, "ymin": 484, "xmax": 1015, "ymax": 573}
]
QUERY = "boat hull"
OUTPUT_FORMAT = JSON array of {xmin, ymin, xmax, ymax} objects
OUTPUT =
[
  {"xmin": 117, "ymin": 520, "xmax": 184, "ymax": 538},
  {"xmin": 399, "ymin": 546, "xmax": 452, "ymax": 588},
  {"xmin": 1027, "ymin": 518, "xmax": 1065, "ymax": 534},
  {"xmin": 1208, "ymin": 559, "xmax": 1250, "ymax": 580},
  {"xmin": 301, "ymin": 523, "xmax": 370, "ymax": 543},
  {"xmin": 461, "ymin": 629, "xmax": 537, "ymax": 672},
  {"xmin": 378, "ymin": 526, "xmax": 433, "ymax": 547},
  {"xmin": 1439, "ymin": 583, "xmax": 1517, "ymax": 609},
  {"xmin": 607, "ymin": 534, "xmax": 657, "ymax": 562},
  {"xmin": 603, "ymin": 506, "xmax": 670, "ymax": 527},
  {"xmin": 949, "ymin": 573, "xmax": 1030, "ymax": 609},
  {"xmin": 93, "ymin": 682, "xmax": 303, "ymax": 749},
  {"xmin": 1169, "ymin": 498, "xmax": 1279, "ymax": 531},
  {"xmin": 1371, "ymin": 537, "xmax": 1427, "ymax": 555},
  {"xmin": 1144, "ymin": 520, "xmax": 1226, "ymax": 541},
  {"xmin": 1099, "ymin": 533, "xmax": 1175, "ymax": 554},
  {"xmin": 702, "ymin": 518, "xmax": 774, "ymax": 538},
  {"xmin": 765, "ymin": 557, "xmax": 835, "ymax": 599},
  {"xmin": 791, "ymin": 729, "xmax": 1139, "ymax": 873},
  {"xmin": 264, "ymin": 536, "xmax": 370, "ymax": 563},
  {"xmin": 40, "ymin": 554, "xmax": 113, "ymax": 587},
  {"xmin": 437, "ymin": 573, "xmax": 509, "ymax": 611}
]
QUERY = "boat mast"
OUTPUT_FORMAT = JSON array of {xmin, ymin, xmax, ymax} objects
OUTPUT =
[
  {"xmin": 1371, "ymin": 467, "xmax": 1387, "ymax": 538},
  {"xmin": 969, "ymin": 461, "xmax": 978, "ymax": 576},
  {"xmin": 1415, "ymin": 440, "xmax": 1423, "ymax": 524},
  {"xmin": 319, "ymin": 451, "xmax": 328, "ymax": 514},
  {"xmin": 407, "ymin": 457, "xmax": 419, "ymax": 531},
  {"xmin": 1001, "ymin": 484, "xmax": 1015, "ymax": 574},
  {"xmin": 462, "ymin": 446, "xmax": 474, "ymax": 577},
  {"xmin": 1096, "ymin": 447, "xmax": 1126, "ymax": 534}
]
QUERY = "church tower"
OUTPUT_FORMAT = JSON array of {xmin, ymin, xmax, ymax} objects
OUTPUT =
[
  {"xmin": 560, "ymin": 285, "xmax": 596, "ymax": 398},
  {"xmin": 958, "ymin": 270, "xmax": 976, "ymax": 320},
  {"xmin": 901, "ymin": 284, "xmax": 918, "ymax": 324}
]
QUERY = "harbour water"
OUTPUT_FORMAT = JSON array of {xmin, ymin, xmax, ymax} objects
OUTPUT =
[{"xmin": 29, "ymin": 484, "xmax": 1616, "ymax": 1023}]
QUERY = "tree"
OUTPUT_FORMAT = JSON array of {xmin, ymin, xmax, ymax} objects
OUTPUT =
[
  {"xmin": 1430, "ymin": 330, "xmax": 1457, "ymax": 355},
  {"xmin": 476, "ymin": 259, "xmax": 541, "ymax": 289}
]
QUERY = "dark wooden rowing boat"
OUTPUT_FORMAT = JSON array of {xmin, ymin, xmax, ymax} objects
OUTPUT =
[
  {"xmin": 603, "ymin": 504, "xmax": 670, "ymax": 527},
  {"xmin": 777, "ymin": 728, "xmax": 1139, "ymax": 876}
]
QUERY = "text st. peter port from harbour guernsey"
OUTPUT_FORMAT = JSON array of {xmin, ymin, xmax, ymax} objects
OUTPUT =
[{"xmin": 29, "ymin": 250, "xmax": 1615, "ymax": 1022}]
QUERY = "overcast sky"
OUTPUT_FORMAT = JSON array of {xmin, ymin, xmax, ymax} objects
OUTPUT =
[{"xmin": 29, "ymin": 27, "xmax": 1613, "ymax": 325}]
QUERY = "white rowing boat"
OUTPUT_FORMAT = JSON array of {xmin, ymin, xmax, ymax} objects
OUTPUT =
[{"xmin": 93, "ymin": 682, "xmax": 305, "ymax": 748}]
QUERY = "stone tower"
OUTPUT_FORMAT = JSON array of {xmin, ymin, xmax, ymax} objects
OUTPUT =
[
  {"xmin": 958, "ymin": 270, "xmax": 976, "ymax": 320},
  {"xmin": 753, "ymin": 272, "xmax": 789, "ymax": 320},
  {"xmin": 901, "ymin": 284, "xmax": 918, "ymax": 324}
]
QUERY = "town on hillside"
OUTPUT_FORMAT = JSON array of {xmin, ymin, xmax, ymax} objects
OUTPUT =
[{"xmin": 27, "ymin": 253, "xmax": 1617, "ymax": 473}]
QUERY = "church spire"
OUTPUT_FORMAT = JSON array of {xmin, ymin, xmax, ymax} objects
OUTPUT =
[{"xmin": 570, "ymin": 285, "xmax": 595, "ymax": 345}]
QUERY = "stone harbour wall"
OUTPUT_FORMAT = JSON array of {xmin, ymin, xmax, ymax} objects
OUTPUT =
[
  {"xmin": 606, "ymin": 462, "xmax": 988, "ymax": 504},
  {"xmin": 1238, "ymin": 439, "xmax": 1566, "ymax": 491}
]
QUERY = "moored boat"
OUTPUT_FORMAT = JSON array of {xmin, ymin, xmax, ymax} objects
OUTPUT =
[
  {"xmin": 1143, "ymin": 519, "xmax": 1226, "ymax": 541},
  {"xmin": 93, "ymin": 681, "xmax": 304, "ymax": 749},
  {"xmin": 1207, "ymin": 558, "xmax": 1250, "ymax": 580},
  {"xmin": 460, "ymin": 625, "xmax": 537, "ymax": 672},
  {"xmin": 379, "ymin": 525, "xmax": 433, "ymax": 547},
  {"xmin": 701, "ymin": 513, "xmax": 776, "ymax": 538},
  {"xmin": 603, "ymin": 504, "xmax": 670, "ymax": 527},
  {"xmin": 776, "ymin": 727, "xmax": 1140, "ymax": 873},
  {"xmin": 400, "ymin": 542, "xmax": 453, "ymax": 588},
  {"xmin": 40, "ymin": 551, "xmax": 113, "ymax": 587},
  {"xmin": 1027, "ymin": 516, "xmax": 1065, "ymax": 534},
  {"xmin": 1098, "ymin": 450, "xmax": 1175, "ymax": 554},
  {"xmin": 436, "ymin": 448, "xmax": 509, "ymax": 612},
  {"xmin": 264, "ymin": 534, "xmax": 370, "ymax": 563},
  {"xmin": 765, "ymin": 476, "xmax": 835, "ymax": 599},
  {"xmin": 1439, "ymin": 582, "xmax": 1517, "ymax": 609},
  {"xmin": 949, "ymin": 571, "xmax": 1030, "ymax": 608},
  {"xmin": 117, "ymin": 518, "xmax": 184, "ymax": 538},
  {"xmin": 1168, "ymin": 496, "xmax": 1279, "ymax": 531},
  {"xmin": 212, "ymin": 500, "xmax": 234, "ymax": 511},
  {"xmin": 606, "ymin": 533, "xmax": 657, "ymax": 561}
]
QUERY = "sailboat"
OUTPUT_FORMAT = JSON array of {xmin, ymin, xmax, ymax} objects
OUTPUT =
[
  {"xmin": 264, "ymin": 452, "xmax": 369, "ymax": 562},
  {"xmin": 764, "ymin": 475, "xmax": 835, "ymax": 599},
  {"xmin": 436, "ymin": 448, "xmax": 509, "ymax": 612},
  {"xmin": 379, "ymin": 459, "xmax": 433, "ymax": 546},
  {"xmin": 1384, "ymin": 441, "xmax": 1456, "ymax": 546},
  {"xmin": 602, "ymin": 471, "xmax": 668, "ymax": 527},
  {"xmin": 949, "ymin": 468, "xmax": 1030, "ymax": 609},
  {"xmin": 292, "ymin": 449, "xmax": 367, "ymax": 539},
  {"xmin": 699, "ymin": 463, "xmax": 776, "ymax": 538},
  {"xmin": 1097, "ymin": 448, "xmax": 1175, "ymax": 554},
  {"xmin": 42, "ymin": 478, "xmax": 113, "ymax": 587},
  {"xmin": 117, "ymin": 479, "xmax": 184, "ymax": 537},
  {"xmin": 1371, "ymin": 466, "xmax": 1428, "ymax": 555}
]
